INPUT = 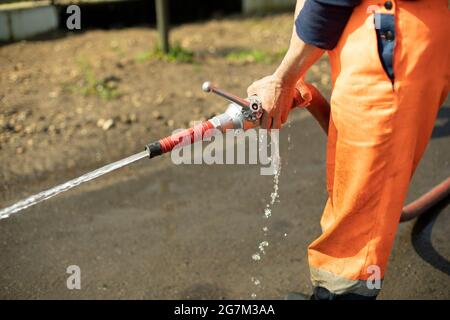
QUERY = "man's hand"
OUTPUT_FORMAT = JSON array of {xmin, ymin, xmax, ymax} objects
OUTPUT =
[
  {"xmin": 247, "ymin": 75, "xmax": 296, "ymax": 129},
  {"xmin": 246, "ymin": 0, "xmax": 323, "ymax": 129}
]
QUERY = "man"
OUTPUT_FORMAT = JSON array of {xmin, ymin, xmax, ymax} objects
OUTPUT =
[{"xmin": 247, "ymin": 0, "xmax": 449, "ymax": 299}]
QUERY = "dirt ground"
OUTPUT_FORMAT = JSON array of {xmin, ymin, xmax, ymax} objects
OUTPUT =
[
  {"xmin": 0, "ymin": 13, "xmax": 331, "ymax": 201},
  {"xmin": 0, "ymin": 13, "xmax": 449, "ymax": 300}
]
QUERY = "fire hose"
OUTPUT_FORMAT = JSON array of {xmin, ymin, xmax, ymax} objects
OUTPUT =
[
  {"xmin": 0, "ymin": 81, "xmax": 448, "ymax": 220},
  {"xmin": 144, "ymin": 81, "xmax": 450, "ymax": 223}
]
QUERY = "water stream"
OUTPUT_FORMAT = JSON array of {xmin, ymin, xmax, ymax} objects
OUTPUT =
[
  {"xmin": 250, "ymin": 131, "xmax": 282, "ymax": 299},
  {"xmin": 0, "ymin": 150, "xmax": 148, "ymax": 220}
]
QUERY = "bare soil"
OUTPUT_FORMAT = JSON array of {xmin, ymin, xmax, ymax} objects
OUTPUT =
[{"xmin": 0, "ymin": 13, "xmax": 331, "ymax": 203}]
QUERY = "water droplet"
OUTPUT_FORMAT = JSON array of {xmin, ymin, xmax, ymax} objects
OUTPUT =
[
  {"xmin": 258, "ymin": 241, "xmax": 269, "ymax": 254},
  {"xmin": 252, "ymin": 253, "xmax": 261, "ymax": 261}
]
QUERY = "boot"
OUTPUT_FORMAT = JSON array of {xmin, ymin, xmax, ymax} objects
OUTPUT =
[
  {"xmin": 313, "ymin": 287, "xmax": 377, "ymax": 300},
  {"xmin": 285, "ymin": 287, "xmax": 377, "ymax": 300}
]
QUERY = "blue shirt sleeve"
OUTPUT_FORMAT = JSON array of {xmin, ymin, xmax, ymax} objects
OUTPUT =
[{"xmin": 295, "ymin": 0, "xmax": 361, "ymax": 50}]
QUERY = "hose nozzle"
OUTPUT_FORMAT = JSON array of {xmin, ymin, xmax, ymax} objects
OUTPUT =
[{"xmin": 202, "ymin": 81, "xmax": 250, "ymax": 108}]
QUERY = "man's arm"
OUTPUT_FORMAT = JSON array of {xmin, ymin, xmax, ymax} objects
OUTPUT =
[
  {"xmin": 247, "ymin": 0, "xmax": 359, "ymax": 129},
  {"xmin": 247, "ymin": 0, "xmax": 323, "ymax": 129},
  {"xmin": 273, "ymin": 0, "xmax": 324, "ymax": 87}
]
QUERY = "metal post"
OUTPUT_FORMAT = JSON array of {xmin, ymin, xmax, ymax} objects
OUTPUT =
[{"xmin": 155, "ymin": 0, "xmax": 170, "ymax": 53}]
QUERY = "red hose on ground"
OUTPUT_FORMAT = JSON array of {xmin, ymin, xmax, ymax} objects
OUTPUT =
[
  {"xmin": 400, "ymin": 176, "xmax": 450, "ymax": 222},
  {"xmin": 298, "ymin": 83, "xmax": 450, "ymax": 223}
]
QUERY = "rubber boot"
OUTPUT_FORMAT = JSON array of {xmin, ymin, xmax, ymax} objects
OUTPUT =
[
  {"xmin": 313, "ymin": 287, "xmax": 377, "ymax": 300},
  {"xmin": 285, "ymin": 287, "xmax": 378, "ymax": 300}
]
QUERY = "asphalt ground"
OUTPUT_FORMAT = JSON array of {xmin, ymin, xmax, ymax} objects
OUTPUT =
[{"xmin": 0, "ymin": 103, "xmax": 449, "ymax": 299}]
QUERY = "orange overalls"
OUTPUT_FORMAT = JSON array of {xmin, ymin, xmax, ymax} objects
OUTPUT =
[{"xmin": 307, "ymin": 0, "xmax": 450, "ymax": 297}]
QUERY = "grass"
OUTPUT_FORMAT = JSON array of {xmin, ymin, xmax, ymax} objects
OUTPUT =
[
  {"xmin": 135, "ymin": 45, "xmax": 287, "ymax": 65},
  {"xmin": 136, "ymin": 43, "xmax": 194, "ymax": 64},
  {"xmin": 67, "ymin": 60, "xmax": 121, "ymax": 100},
  {"xmin": 225, "ymin": 48, "xmax": 287, "ymax": 64}
]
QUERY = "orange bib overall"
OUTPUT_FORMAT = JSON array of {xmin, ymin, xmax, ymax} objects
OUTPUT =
[{"xmin": 307, "ymin": 0, "xmax": 450, "ymax": 296}]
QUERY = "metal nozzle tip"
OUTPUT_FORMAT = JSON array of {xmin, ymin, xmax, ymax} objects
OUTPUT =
[{"xmin": 202, "ymin": 81, "xmax": 212, "ymax": 92}]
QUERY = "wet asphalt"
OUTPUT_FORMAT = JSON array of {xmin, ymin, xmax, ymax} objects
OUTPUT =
[{"xmin": 0, "ymin": 104, "xmax": 449, "ymax": 300}]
